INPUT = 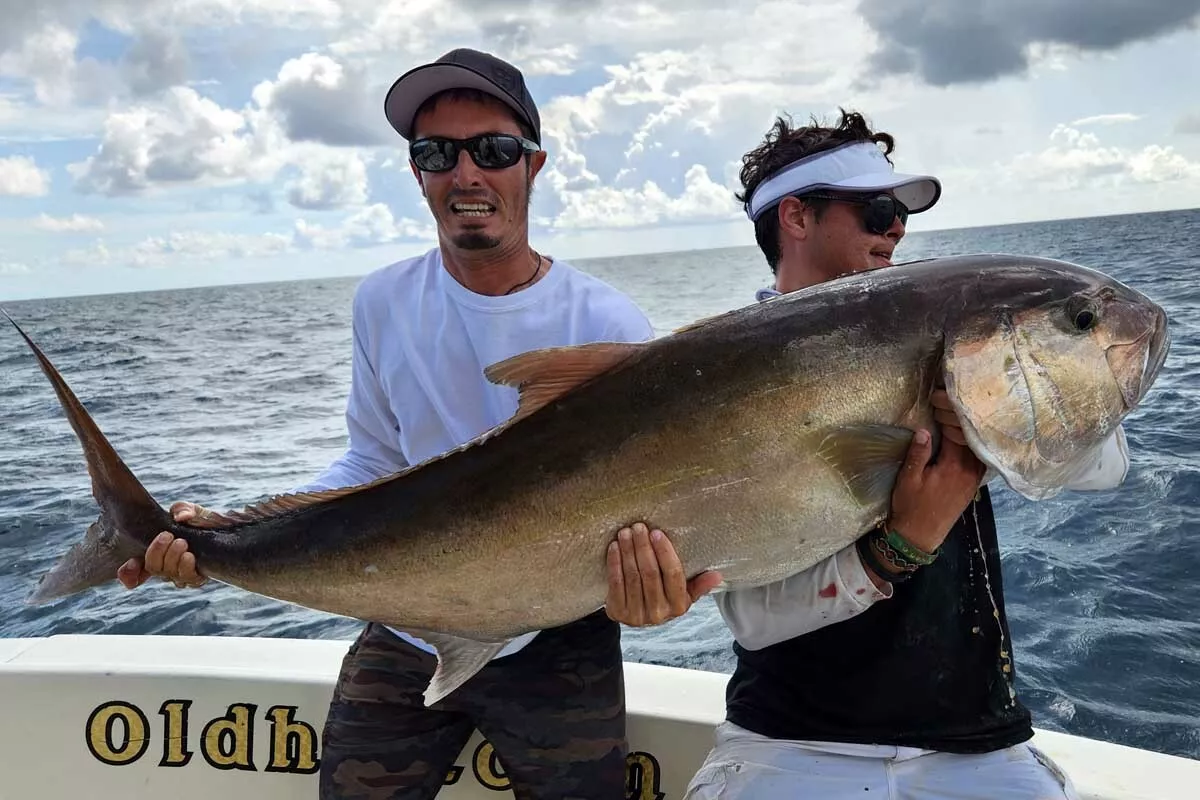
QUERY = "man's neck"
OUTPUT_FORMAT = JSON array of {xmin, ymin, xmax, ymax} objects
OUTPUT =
[
  {"xmin": 440, "ymin": 239, "xmax": 543, "ymax": 297},
  {"xmin": 773, "ymin": 257, "xmax": 828, "ymax": 294}
]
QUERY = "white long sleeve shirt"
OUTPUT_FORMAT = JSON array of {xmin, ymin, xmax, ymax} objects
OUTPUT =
[{"xmin": 296, "ymin": 247, "xmax": 654, "ymax": 658}]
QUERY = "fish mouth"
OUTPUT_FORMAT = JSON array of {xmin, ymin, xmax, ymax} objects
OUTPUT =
[
  {"xmin": 1143, "ymin": 306, "xmax": 1171, "ymax": 400},
  {"xmin": 1106, "ymin": 305, "xmax": 1171, "ymax": 409}
]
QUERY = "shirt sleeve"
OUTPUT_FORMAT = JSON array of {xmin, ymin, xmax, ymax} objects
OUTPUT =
[
  {"xmin": 292, "ymin": 294, "xmax": 409, "ymax": 494},
  {"xmin": 600, "ymin": 300, "xmax": 656, "ymax": 344},
  {"xmin": 715, "ymin": 545, "xmax": 892, "ymax": 651}
]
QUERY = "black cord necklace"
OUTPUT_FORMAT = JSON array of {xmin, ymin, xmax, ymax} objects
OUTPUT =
[{"xmin": 504, "ymin": 249, "xmax": 543, "ymax": 295}]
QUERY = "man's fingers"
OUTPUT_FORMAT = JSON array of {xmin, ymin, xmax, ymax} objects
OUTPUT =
[
  {"xmin": 930, "ymin": 388, "xmax": 955, "ymax": 411},
  {"xmin": 177, "ymin": 552, "xmax": 205, "ymax": 586},
  {"xmin": 617, "ymin": 526, "xmax": 644, "ymax": 625},
  {"xmin": 116, "ymin": 558, "xmax": 147, "ymax": 590},
  {"xmin": 143, "ymin": 532, "xmax": 172, "ymax": 574},
  {"xmin": 940, "ymin": 424, "xmax": 970, "ymax": 447},
  {"xmin": 900, "ymin": 429, "xmax": 933, "ymax": 480},
  {"xmin": 631, "ymin": 524, "xmax": 670, "ymax": 623},
  {"xmin": 648, "ymin": 528, "xmax": 690, "ymax": 617},
  {"xmin": 604, "ymin": 540, "xmax": 626, "ymax": 622},
  {"xmin": 932, "ymin": 406, "xmax": 962, "ymax": 428},
  {"xmin": 161, "ymin": 537, "xmax": 188, "ymax": 580},
  {"xmin": 688, "ymin": 571, "xmax": 724, "ymax": 603}
]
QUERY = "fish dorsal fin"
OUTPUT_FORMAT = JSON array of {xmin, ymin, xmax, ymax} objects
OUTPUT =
[
  {"xmin": 183, "ymin": 484, "xmax": 386, "ymax": 529},
  {"xmin": 484, "ymin": 341, "xmax": 646, "ymax": 424}
]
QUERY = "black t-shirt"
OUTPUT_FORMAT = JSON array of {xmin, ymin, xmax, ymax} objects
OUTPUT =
[{"xmin": 725, "ymin": 485, "xmax": 1034, "ymax": 754}]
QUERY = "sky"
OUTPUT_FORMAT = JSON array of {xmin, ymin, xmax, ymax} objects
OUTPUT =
[{"xmin": 0, "ymin": 0, "xmax": 1198, "ymax": 301}]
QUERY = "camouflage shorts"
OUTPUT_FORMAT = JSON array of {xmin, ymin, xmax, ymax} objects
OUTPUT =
[{"xmin": 318, "ymin": 610, "xmax": 628, "ymax": 800}]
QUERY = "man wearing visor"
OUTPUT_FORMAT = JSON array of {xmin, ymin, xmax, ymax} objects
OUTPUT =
[{"xmin": 669, "ymin": 110, "xmax": 1133, "ymax": 799}]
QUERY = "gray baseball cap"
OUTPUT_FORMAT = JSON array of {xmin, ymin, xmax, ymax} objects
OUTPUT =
[{"xmin": 384, "ymin": 48, "xmax": 542, "ymax": 145}]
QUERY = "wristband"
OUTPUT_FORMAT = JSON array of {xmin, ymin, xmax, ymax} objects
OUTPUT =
[
  {"xmin": 883, "ymin": 527, "xmax": 939, "ymax": 566},
  {"xmin": 856, "ymin": 531, "xmax": 915, "ymax": 584}
]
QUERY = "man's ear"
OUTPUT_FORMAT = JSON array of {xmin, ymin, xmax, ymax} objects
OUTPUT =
[
  {"xmin": 777, "ymin": 196, "xmax": 812, "ymax": 242},
  {"xmin": 528, "ymin": 149, "xmax": 547, "ymax": 183}
]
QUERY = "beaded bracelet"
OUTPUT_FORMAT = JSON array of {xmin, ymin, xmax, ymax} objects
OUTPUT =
[{"xmin": 855, "ymin": 531, "xmax": 915, "ymax": 584}]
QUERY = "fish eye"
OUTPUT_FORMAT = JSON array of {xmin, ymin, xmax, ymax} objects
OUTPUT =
[{"xmin": 1073, "ymin": 308, "xmax": 1098, "ymax": 332}]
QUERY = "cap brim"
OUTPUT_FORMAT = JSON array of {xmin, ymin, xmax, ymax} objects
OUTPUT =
[
  {"xmin": 819, "ymin": 172, "xmax": 942, "ymax": 214},
  {"xmin": 384, "ymin": 63, "xmax": 535, "ymax": 142}
]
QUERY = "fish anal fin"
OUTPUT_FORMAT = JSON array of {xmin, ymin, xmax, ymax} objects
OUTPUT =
[
  {"xmin": 817, "ymin": 424, "xmax": 915, "ymax": 508},
  {"xmin": 484, "ymin": 341, "xmax": 646, "ymax": 424},
  {"xmin": 406, "ymin": 631, "xmax": 510, "ymax": 707}
]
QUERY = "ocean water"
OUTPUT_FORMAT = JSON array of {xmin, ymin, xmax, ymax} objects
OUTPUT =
[{"xmin": 2, "ymin": 207, "xmax": 1198, "ymax": 760}]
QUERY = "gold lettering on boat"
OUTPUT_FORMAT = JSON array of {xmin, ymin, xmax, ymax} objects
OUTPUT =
[
  {"xmin": 85, "ymin": 702, "xmax": 150, "ymax": 765},
  {"xmin": 200, "ymin": 703, "xmax": 255, "ymax": 771},
  {"xmin": 264, "ymin": 705, "xmax": 320, "ymax": 774},
  {"xmin": 158, "ymin": 700, "xmax": 193, "ymax": 767}
]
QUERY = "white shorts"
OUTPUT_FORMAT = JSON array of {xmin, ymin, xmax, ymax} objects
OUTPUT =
[{"xmin": 684, "ymin": 721, "xmax": 1079, "ymax": 800}]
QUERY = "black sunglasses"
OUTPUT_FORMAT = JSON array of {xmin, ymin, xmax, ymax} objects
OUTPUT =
[
  {"xmin": 410, "ymin": 134, "xmax": 539, "ymax": 173},
  {"xmin": 803, "ymin": 193, "xmax": 909, "ymax": 234}
]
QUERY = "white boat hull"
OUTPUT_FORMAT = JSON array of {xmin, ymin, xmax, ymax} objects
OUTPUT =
[{"xmin": 0, "ymin": 634, "xmax": 1193, "ymax": 799}]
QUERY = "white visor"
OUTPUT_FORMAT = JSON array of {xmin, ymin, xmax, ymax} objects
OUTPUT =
[{"xmin": 745, "ymin": 141, "xmax": 941, "ymax": 221}]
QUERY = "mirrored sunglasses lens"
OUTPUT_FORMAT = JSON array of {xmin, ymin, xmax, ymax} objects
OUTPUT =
[
  {"xmin": 413, "ymin": 140, "xmax": 456, "ymax": 171},
  {"xmin": 471, "ymin": 135, "xmax": 522, "ymax": 168}
]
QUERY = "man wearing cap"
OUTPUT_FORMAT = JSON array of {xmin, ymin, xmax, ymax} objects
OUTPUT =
[
  {"xmin": 651, "ymin": 110, "xmax": 1127, "ymax": 799},
  {"xmin": 116, "ymin": 48, "xmax": 685, "ymax": 799}
]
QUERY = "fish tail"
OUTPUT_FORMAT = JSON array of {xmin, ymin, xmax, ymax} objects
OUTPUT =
[{"xmin": 3, "ymin": 308, "xmax": 172, "ymax": 605}]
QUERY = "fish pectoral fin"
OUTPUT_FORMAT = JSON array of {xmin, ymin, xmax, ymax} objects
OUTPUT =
[
  {"xmin": 817, "ymin": 425, "xmax": 916, "ymax": 508},
  {"xmin": 484, "ymin": 341, "xmax": 646, "ymax": 424},
  {"xmin": 415, "ymin": 632, "xmax": 511, "ymax": 707}
]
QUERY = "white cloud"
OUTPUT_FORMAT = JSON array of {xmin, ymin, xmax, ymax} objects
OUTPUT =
[
  {"xmin": 1008, "ymin": 124, "xmax": 1200, "ymax": 190},
  {"xmin": 121, "ymin": 29, "xmax": 191, "ymax": 96},
  {"xmin": 0, "ymin": 155, "xmax": 51, "ymax": 196},
  {"xmin": 63, "ymin": 230, "xmax": 292, "ymax": 268},
  {"xmin": 1070, "ymin": 113, "xmax": 1142, "ymax": 127},
  {"xmin": 293, "ymin": 203, "xmax": 435, "ymax": 249},
  {"xmin": 250, "ymin": 52, "xmax": 391, "ymax": 147},
  {"xmin": 67, "ymin": 86, "xmax": 269, "ymax": 195},
  {"xmin": 33, "ymin": 213, "xmax": 105, "ymax": 233},
  {"xmin": 57, "ymin": 204, "xmax": 434, "ymax": 270},
  {"xmin": 286, "ymin": 150, "xmax": 371, "ymax": 209},
  {"xmin": 66, "ymin": 51, "xmax": 394, "ymax": 198},
  {"xmin": 551, "ymin": 163, "xmax": 739, "ymax": 230}
]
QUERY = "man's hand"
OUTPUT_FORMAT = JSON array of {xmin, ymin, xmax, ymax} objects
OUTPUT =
[
  {"xmin": 886, "ymin": 390, "xmax": 988, "ymax": 556},
  {"xmin": 117, "ymin": 502, "xmax": 209, "ymax": 590},
  {"xmin": 605, "ymin": 522, "xmax": 723, "ymax": 627},
  {"xmin": 931, "ymin": 388, "xmax": 969, "ymax": 446}
]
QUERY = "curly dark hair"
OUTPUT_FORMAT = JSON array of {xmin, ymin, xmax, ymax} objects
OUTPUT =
[{"xmin": 737, "ymin": 109, "xmax": 896, "ymax": 273}]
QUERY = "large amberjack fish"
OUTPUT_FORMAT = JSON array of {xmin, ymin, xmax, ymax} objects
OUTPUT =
[{"xmin": 3, "ymin": 254, "xmax": 1169, "ymax": 706}]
